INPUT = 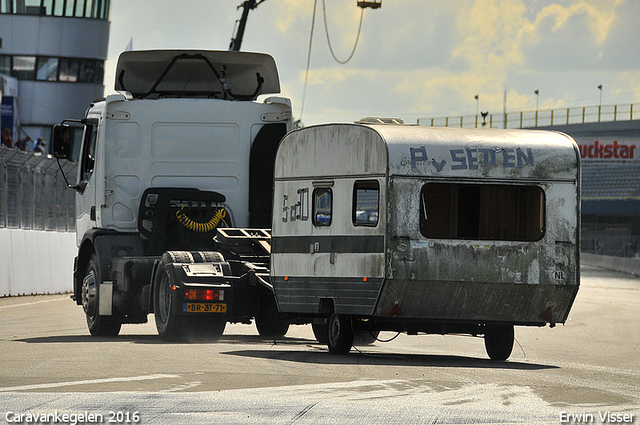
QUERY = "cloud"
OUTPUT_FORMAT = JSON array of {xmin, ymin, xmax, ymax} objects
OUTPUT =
[{"xmin": 103, "ymin": 0, "xmax": 640, "ymax": 124}]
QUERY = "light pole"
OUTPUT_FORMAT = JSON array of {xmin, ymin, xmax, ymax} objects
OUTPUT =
[
  {"xmin": 598, "ymin": 85, "xmax": 603, "ymax": 106},
  {"xmin": 598, "ymin": 85, "xmax": 603, "ymax": 121},
  {"xmin": 534, "ymin": 89, "xmax": 539, "ymax": 126},
  {"xmin": 474, "ymin": 94, "xmax": 479, "ymax": 127}
]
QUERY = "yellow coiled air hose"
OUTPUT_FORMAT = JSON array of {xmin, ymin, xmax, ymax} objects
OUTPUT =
[{"xmin": 176, "ymin": 207, "xmax": 227, "ymax": 232}]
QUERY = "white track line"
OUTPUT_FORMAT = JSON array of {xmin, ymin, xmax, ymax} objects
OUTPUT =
[{"xmin": 0, "ymin": 374, "xmax": 180, "ymax": 392}]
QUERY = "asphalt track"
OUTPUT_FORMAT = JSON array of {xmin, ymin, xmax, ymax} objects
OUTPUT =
[{"xmin": 1, "ymin": 265, "xmax": 638, "ymax": 424}]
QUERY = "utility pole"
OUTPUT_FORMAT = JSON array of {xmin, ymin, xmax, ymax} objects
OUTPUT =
[{"xmin": 230, "ymin": 0, "xmax": 264, "ymax": 51}]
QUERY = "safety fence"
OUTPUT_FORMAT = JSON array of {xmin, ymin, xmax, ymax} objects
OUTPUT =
[
  {"xmin": 418, "ymin": 103, "xmax": 639, "ymax": 129},
  {"xmin": 581, "ymin": 236, "xmax": 639, "ymax": 259},
  {"xmin": 0, "ymin": 146, "xmax": 76, "ymax": 232}
]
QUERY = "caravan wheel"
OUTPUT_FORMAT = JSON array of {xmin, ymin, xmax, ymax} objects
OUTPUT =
[
  {"xmin": 312, "ymin": 322, "xmax": 329, "ymax": 345},
  {"xmin": 484, "ymin": 325, "xmax": 514, "ymax": 361},
  {"xmin": 327, "ymin": 314, "xmax": 354, "ymax": 354}
]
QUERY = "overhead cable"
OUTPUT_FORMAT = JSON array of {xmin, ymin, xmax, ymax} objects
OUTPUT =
[{"xmin": 321, "ymin": 0, "xmax": 365, "ymax": 65}]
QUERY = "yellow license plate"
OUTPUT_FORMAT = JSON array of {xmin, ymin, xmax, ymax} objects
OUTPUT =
[{"xmin": 183, "ymin": 303, "xmax": 227, "ymax": 313}]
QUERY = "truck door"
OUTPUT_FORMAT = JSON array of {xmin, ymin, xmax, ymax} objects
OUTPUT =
[{"xmin": 75, "ymin": 120, "xmax": 100, "ymax": 242}]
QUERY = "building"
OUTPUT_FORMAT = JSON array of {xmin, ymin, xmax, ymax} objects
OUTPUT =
[
  {"xmin": 418, "ymin": 105, "xmax": 640, "ymax": 258},
  {"xmin": 533, "ymin": 120, "xmax": 640, "ymax": 257},
  {"xmin": 0, "ymin": 0, "xmax": 110, "ymax": 155}
]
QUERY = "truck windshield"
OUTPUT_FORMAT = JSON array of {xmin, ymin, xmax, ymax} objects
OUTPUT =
[{"xmin": 420, "ymin": 183, "xmax": 544, "ymax": 241}]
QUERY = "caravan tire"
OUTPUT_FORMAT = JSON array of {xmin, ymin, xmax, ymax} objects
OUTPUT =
[
  {"xmin": 255, "ymin": 294, "xmax": 289, "ymax": 338},
  {"xmin": 327, "ymin": 314, "xmax": 354, "ymax": 355},
  {"xmin": 484, "ymin": 324, "xmax": 514, "ymax": 361},
  {"xmin": 312, "ymin": 322, "xmax": 329, "ymax": 345}
]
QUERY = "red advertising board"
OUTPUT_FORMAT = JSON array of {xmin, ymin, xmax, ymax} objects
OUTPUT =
[{"xmin": 576, "ymin": 138, "xmax": 639, "ymax": 161}]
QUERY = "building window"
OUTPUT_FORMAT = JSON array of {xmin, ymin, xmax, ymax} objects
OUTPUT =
[
  {"xmin": 353, "ymin": 180, "xmax": 379, "ymax": 226},
  {"xmin": 59, "ymin": 58, "xmax": 78, "ymax": 82},
  {"xmin": 78, "ymin": 60, "xmax": 98, "ymax": 83},
  {"xmin": 12, "ymin": 56, "xmax": 36, "ymax": 79},
  {"xmin": 1, "ymin": 54, "xmax": 103, "ymax": 84},
  {"xmin": 0, "ymin": 56, "xmax": 11, "ymax": 75},
  {"xmin": 36, "ymin": 57, "xmax": 58, "ymax": 81},
  {"xmin": 420, "ymin": 183, "xmax": 544, "ymax": 241},
  {"xmin": 1, "ymin": 0, "xmax": 109, "ymax": 20},
  {"xmin": 313, "ymin": 188, "xmax": 332, "ymax": 227}
]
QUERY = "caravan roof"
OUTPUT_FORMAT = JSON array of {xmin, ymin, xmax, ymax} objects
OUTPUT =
[{"xmin": 275, "ymin": 123, "xmax": 580, "ymax": 182}]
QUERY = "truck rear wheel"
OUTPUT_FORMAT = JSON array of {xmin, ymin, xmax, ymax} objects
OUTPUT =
[
  {"xmin": 82, "ymin": 254, "xmax": 122, "ymax": 337},
  {"xmin": 327, "ymin": 314, "xmax": 354, "ymax": 354},
  {"xmin": 255, "ymin": 294, "xmax": 289, "ymax": 338},
  {"xmin": 154, "ymin": 260, "xmax": 186, "ymax": 341},
  {"xmin": 484, "ymin": 324, "xmax": 514, "ymax": 361}
]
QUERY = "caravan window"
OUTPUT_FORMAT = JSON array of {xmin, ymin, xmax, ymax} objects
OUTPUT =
[
  {"xmin": 420, "ymin": 183, "xmax": 544, "ymax": 241},
  {"xmin": 353, "ymin": 180, "xmax": 379, "ymax": 226},
  {"xmin": 313, "ymin": 188, "xmax": 332, "ymax": 227}
]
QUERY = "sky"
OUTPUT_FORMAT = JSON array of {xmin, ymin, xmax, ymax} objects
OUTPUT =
[{"xmin": 104, "ymin": 0, "xmax": 640, "ymax": 126}]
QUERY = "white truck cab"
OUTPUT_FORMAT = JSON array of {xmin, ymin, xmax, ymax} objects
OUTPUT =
[{"xmin": 54, "ymin": 50, "xmax": 292, "ymax": 339}]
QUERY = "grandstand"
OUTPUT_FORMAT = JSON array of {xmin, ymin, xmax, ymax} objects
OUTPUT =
[{"xmin": 534, "ymin": 120, "xmax": 640, "ymax": 257}]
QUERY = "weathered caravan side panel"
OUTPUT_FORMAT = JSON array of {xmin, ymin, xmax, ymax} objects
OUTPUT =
[
  {"xmin": 376, "ymin": 126, "xmax": 580, "ymax": 326},
  {"xmin": 271, "ymin": 124, "xmax": 387, "ymax": 315}
]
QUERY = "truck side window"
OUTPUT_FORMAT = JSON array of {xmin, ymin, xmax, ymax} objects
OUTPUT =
[
  {"xmin": 353, "ymin": 180, "xmax": 379, "ymax": 226},
  {"xmin": 313, "ymin": 188, "xmax": 332, "ymax": 227},
  {"xmin": 420, "ymin": 183, "xmax": 544, "ymax": 241},
  {"xmin": 80, "ymin": 124, "xmax": 98, "ymax": 182}
]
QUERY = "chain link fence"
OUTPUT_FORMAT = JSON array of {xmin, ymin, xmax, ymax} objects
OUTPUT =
[{"xmin": 0, "ymin": 146, "xmax": 76, "ymax": 232}]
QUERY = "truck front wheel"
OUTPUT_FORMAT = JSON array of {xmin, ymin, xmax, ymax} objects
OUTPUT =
[
  {"xmin": 82, "ymin": 254, "xmax": 122, "ymax": 337},
  {"xmin": 327, "ymin": 314, "xmax": 354, "ymax": 354},
  {"xmin": 154, "ymin": 261, "xmax": 186, "ymax": 341}
]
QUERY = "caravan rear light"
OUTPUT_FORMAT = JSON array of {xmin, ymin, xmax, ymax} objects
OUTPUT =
[{"xmin": 184, "ymin": 288, "xmax": 223, "ymax": 301}]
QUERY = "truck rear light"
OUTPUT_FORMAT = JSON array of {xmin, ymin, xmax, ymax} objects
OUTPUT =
[{"xmin": 184, "ymin": 288, "xmax": 223, "ymax": 301}]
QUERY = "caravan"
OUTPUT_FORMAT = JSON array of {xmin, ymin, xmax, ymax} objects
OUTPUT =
[{"xmin": 270, "ymin": 121, "xmax": 580, "ymax": 360}]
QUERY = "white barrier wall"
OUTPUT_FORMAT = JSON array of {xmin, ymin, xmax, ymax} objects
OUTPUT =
[
  {"xmin": 0, "ymin": 229, "xmax": 76, "ymax": 297},
  {"xmin": 581, "ymin": 253, "xmax": 640, "ymax": 278}
]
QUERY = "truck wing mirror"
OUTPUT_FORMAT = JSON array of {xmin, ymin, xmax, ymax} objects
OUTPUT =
[
  {"xmin": 52, "ymin": 124, "xmax": 71, "ymax": 159},
  {"xmin": 53, "ymin": 123, "xmax": 85, "ymax": 193}
]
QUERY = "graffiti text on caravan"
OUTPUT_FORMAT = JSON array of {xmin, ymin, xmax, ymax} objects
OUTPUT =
[{"xmin": 405, "ymin": 146, "xmax": 535, "ymax": 171}]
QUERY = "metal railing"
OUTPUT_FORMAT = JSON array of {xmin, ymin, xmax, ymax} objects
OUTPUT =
[
  {"xmin": 418, "ymin": 103, "xmax": 639, "ymax": 129},
  {"xmin": 0, "ymin": 146, "xmax": 76, "ymax": 232}
]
